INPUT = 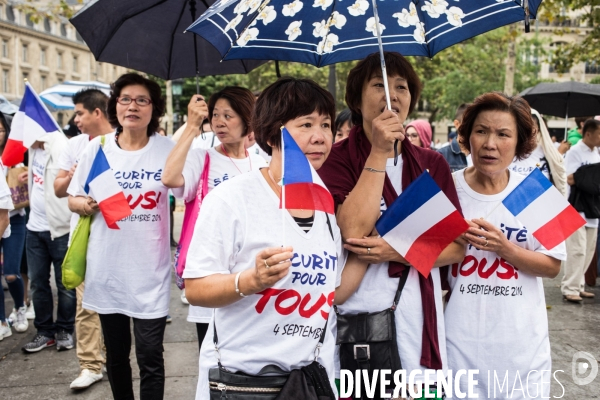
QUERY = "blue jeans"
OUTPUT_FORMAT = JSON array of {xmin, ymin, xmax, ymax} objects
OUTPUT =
[
  {"xmin": 26, "ymin": 230, "xmax": 75, "ymax": 337},
  {"xmin": 0, "ymin": 215, "xmax": 26, "ymax": 320}
]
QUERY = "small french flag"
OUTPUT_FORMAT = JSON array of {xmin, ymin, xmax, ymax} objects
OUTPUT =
[
  {"xmin": 2, "ymin": 83, "xmax": 62, "ymax": 166},
  {"xmin": 84, "ymin": 147, "xmax": 132, "ymax": 229},
  {"xmin": 375, "ymin": 171, "xmax": 468, "ymax": 277},
  {"xmin": 281, "ymin": 127, "xmax": 334, "ymax": 214},
  {"xmin": 502, "ymin": 168, "xmax": 585, "ymax": 250}
]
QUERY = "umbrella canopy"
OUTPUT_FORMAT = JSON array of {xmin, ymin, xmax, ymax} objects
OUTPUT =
[
  {"xmin": 40, "ymin": 81, "xmax": 111, "ymax": 111},
  {"xmin": 70, "ymin": 0, "xmax": 267, "ymax": 80},
  {"xmin": 519, "ymin": 82, "xmax": 600, "ymax": 118},
  {"xmin": 187, "ymin": 0, "xmax": 541, "ymax": 67}
]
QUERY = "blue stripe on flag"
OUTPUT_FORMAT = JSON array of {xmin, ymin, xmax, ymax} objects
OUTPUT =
[
  {"xmin": 282, "ymin": 127, "xmax": 313, "ymax": 185},
  {"xmin": 375, "ymin": 171, "xmax": 440, "ymax": 236},
  {"xmin": 84, "ymin": 147, "xmax": 111, "ymax": 194},
  {"xmin": 502, "ymin": 168, "xmax": 552, "ymax": 216},
  {"xmin": 21, "ymin": 85, "xmax": 61, "ymax": 133}
]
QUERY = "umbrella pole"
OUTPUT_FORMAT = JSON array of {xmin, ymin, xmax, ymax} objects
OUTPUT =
[
  {"xmin": 371, "ymin": 0, "xmax": 399, "ymax": 165},
  {"xmin": 564, "ymin": 93, "xmax": 570, "ymax": 141},
  {"xmin": 190, "ymin": 0, "xmax": 201, "ymax": 94}
]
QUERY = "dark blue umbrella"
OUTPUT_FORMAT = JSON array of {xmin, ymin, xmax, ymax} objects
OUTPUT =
[{"xmin": 186, "ymin": 0, "xmax": 540, "ymax": 66}]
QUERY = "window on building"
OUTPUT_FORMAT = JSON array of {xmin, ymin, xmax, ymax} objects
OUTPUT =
[
  {"xmin": 44, "ymin": 17, "xmax": 51, "ymax": 33},
  {"xmin": 40, "ymin": 47, "xmax": 46, "ymax": 66},
  {"xmin": 586, "ymin": 61, "xmax": 599, "ymax": 75},
  {"xmin": 25, "ymin": 14, "xmax": 34, "ymax": 28},
  {"xmin": 2, "ymin": 70, "xmax": 9, "ymax": 93},
  {"xmin": 57, "ymin": 52, "xmax": 63, "ymax": 69},
  {"xmin": 76, "ymin": 31, "xmax": 84, "ymax": 42},
  {"xmin": 60, "ymin": 24, "xmax": 67, "ymax": 37},
  {"xmin": 2, "ymin": 39, "xmax": 8, "ymax": 58},
  {"xmin": 72, "ymin": 55, "xmax": 78, "ymax": 72},
  {"xmin": 22, "ymin": 44, "xmax": 28, "ymax": 63},
  {"xmin": 41, "ymin": 75, "xmax": 47, "ymax": 90},
  {"xmin": 22, "ymin": 72, "xmax": 28, "ymax": 92},
  {"xmin": 0, "ymin": 4, "xmax": 3, "ymax": 20},
  {"xmin": 6, "ymin": 6, "xmax": 14, "ymax": 22}
]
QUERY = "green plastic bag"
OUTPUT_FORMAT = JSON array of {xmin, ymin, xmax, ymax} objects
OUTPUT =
[{"xmin": 61, "ymin": 215, "xmax": 92, "ymax": 290}]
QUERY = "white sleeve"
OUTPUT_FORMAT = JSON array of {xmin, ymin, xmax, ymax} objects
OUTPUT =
[
  {"xmin": 328, "ymin": 213, "xmax": 346, "ymax": 288},
  {"xmin": 172, "ymin": 148, "xmax": 206, "ymax": 202},
  {"xmin": 534, "ymin": 239, "xmax": 567, "ymax": 262},
  {"xmin": 565, "ymin": 149, "xmax": 580, "ymax": 176},
  {"xmin": 183, "ymin": 190, "xmax": 242, "ymax": 278},
  {"xmin": 57, "ymin": 140, "xmax": 75, "ymax": 171},
  {"xmin": 67, "ymin": 139, "xmax": 100, "ymax": 197}
]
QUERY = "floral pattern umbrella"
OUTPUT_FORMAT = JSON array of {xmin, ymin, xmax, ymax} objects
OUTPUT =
[{"xmin": 186, "ymin": 0, "xmax": 541, "ymax": 66}]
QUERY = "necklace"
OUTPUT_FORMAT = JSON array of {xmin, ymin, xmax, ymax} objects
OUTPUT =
[{"xmin": 221, "ymin": 144, "xmax": 251, "ymax": 174}]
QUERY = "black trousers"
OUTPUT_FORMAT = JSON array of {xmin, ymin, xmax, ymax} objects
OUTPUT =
[
  {"xmin": 99, "ymin": 313, "xmax": 167, "ymax": 400},
  {"xmin": 196, "ymin": 323, "xmax": 209, "ymax": 351}
]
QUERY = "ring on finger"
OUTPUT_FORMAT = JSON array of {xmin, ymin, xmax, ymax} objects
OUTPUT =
[
  {"xmin": 264, "ymin": 259, "xmax": 270, "ymax": 269},
  {"xmin": 367, "ymin": 247, "xmax": 371, "ymax": 255},
  {"xmin": 484, "ymin": 239, "xmax": 489, "ymax": 247}
]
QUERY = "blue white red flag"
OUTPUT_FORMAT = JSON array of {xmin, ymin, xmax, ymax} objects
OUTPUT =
[
  {"xmin": 84, "ymin": 147, "xmax": 132, "ymax": 229},
  {"xmin": 1, "ymin": 83, "xmax": 62, "ymax": 166},
  {"xmin": 502, "ymin": 168, "xmax": 584, "ymax": 250},
  {"xmin": 375, "ymin": 171, "xmax": 468, "ymax": 277},
  {"xmin": 281, "ymin": 127, "xmax": 334, "ymax": 214}
]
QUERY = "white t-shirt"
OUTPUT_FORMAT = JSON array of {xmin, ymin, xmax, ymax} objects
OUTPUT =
[
  {"xmin": 58, "ymin": 133, "xmax": 92, "ymax": 237},
  {"xmin": 68, "ymin": 133, "xmax": 175, "ymax": 318},
  {"xmin": 248, "ymin": 142, "xmax": 272, "ymax": 162},
  {"xmin": 27, "ymin": 147, "xmax": 51, "ymax": 232},
  {"xmin": 338, "ymin": 156, "xmax": 449, "ymax": 379},
  {"xmin": 183, "ymin": 170, "xmax": 344, "ymax": 399},
  {"xmin": 509, "ymin": 144, "xmax": 550, "ymax": 180},
  {"xmin": 0, "ymin": 162, "xmax": 14, "ymax": 238},
  {"xmin": 191, "ymin": 131, "xmax": 220, "ymax": 149},
  {"xmin": 445, "ymin": 169, "xmax": 566, "ymax": 399},
  {"xmin": 172, "ymin": 146, "xmax": 267, "ymax": 323},
  {"xmin": 565, "ymin": 140, "xmax": 600, "ymax": 228}
]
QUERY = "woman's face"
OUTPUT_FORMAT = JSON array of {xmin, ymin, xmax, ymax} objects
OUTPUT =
[
  {"xmin": 405, "ymin": 126, "xmax": 422, "ymax": 147},
  {"xmin": 0, "ymin": 124, "xmax": 6, "ymax": 145},
  {"xmin": 335, "ymin": 121, "xmax": 351, "ymax": 142},
  {"xmin": 359, "ymin": 74, "xmax": 411, "ymax": 133},
  {"xmin": 283, "ymin": 111, "xmax": 332, "ymax": 170},
  {"xmin": 470, "ymin": 110, "xmax": 518, "ymax": 177},
  {"xmin": 211, "ymin": 98, "xmax": 245, "ymax": 144},
  {"xmin": 116, "ymin": 85, "xmax": 153, "ymax": 133}
]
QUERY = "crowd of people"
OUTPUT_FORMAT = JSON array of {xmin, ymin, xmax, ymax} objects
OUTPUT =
[{"xmin": 0, "ymin": 51, "xmax": 598, "ymax": 400}]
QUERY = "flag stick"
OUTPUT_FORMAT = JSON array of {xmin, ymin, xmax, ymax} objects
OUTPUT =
[
  {"xmin": 281, "ymin": 128, "xmax": 286, "ymax": 247},
  {"xmin": 484, "ymin": 201, "xmax": 503, "ymax": 219}
]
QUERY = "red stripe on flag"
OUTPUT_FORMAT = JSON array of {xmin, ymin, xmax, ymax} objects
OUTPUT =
[
  {"xmin": 533, "ymin": 205, "xmax": 586, "ymax": 250},
  {"xmin": 1, "ymin": 139, "xmax": 27, "ymax": 167},
  {"xmin": 281, "ymin": 183, "xmax": 335, "ymax": 214},
  {"xmin": 98, "ymin": 192, "xmax": 132, "ymax": 229},
  {"xmin": 405, "ymin": 210, "xmax": 469, "ymax": 277}
]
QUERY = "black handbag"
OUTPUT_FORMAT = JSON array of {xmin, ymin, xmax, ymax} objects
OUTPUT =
[
  {"xmin": 209, "ymin": 321, "xmax": 332, "ymax": 400},
  {"xmin": 336, "ymin": 269, "xmax": 409, "ymax": 400}
]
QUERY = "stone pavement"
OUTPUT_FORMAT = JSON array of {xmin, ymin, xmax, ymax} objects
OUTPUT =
[{"xmin": 0, "ymin": 211, "xmax": 598, "ymax": 399}]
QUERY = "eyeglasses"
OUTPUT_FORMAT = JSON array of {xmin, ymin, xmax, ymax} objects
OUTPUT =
[
  {"xmin": 117, "ymin": 97, "xmax": 152, "ymax": 106},
  {"xmin": 406, "ymin": 133, "xmax": 419, "ymax": 139}
]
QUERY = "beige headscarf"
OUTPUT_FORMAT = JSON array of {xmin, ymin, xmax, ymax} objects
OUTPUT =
[{"xmin": 532, "ymin": 109, "xmax": 567, "ymax": 197}]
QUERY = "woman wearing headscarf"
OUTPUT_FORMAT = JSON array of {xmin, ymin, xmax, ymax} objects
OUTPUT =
[
  {"xmin": 446, "ymin": 92, "xmax": 565, "ymax": 398},
  {"xmin": 508, "ymin": 109, "xmax": 567, "ymax": 196},
  {"xmin": 405, "ymin": 119, "xmax": 433, "ymax": 149}
]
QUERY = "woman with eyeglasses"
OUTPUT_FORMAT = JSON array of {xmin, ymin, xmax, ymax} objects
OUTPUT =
[{"xmin": 67, "ymin": 73, "xmax": 175, "ymax": 400}]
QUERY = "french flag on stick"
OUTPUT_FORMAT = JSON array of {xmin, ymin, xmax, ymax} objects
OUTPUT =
[
  {"xmin": 2, "ymin": 83, "xmax": 62, "ymax": 166},
  {"xmin": 375, "ymin": 171, "xmax": 468, "ymax": 277},
  {"xmin": 84, "ymin": 147, "xmax": 132, "ymax": 229},
  {"xmin": 281, "ymin": 127, "xmax": 334, "ymax": 214},
  {"xmin": 502, "ymin": 168, "xmax": 585, "ymax": 250}
]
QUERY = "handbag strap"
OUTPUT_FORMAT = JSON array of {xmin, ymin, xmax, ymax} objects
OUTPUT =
[{"xmin": 391, "ymin": 267, "xmax": 409, "ymax": 311}]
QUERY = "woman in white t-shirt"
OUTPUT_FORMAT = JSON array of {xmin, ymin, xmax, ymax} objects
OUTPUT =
[
  {"xmin": 68, "ymin": 73, "xmax": 175, "ymax": 400},
  {"xmin": 183, "ymin": 78, "xmax": 346, "ymax": 399},
  {"xmin": 162, "ymin": 86, "xmax": 267, "ymax": 347},
  {"xmin": 446, "ymin": 93, "xmax": 566, "ymax": 399}
]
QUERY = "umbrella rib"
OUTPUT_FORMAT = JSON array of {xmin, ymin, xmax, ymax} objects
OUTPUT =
[
  {"xmin": 167, "ymin": 0, "xmax": 190, "ymax": 79},
  {"xmin": 411, "ymin": 0, "xmax": 433, "ymax": 58},
  {"xmin": 316, "ymin": 1, "xmax": 338, "ymax": 68}
]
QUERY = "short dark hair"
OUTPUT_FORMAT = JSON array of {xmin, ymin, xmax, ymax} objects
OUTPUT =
[
  {"xmin": 107, "ymin": 73, "xmax": 165, "ymax": 137},
  {"xmin": 253, "ymin": 77, "xmax": 335, "ymax": 156},
  {"xmin": 458, "ymin": 92, "xmax": 536, "ymax": 161},
  {"xmin": 335, "ymin": 109, "xmax": 352, "ymax": 134},
  {"xmin": 208, "ymin": 86, "xmax": 255, "ymax": 137},
  {"xmin": 575, "ymin": 116, "xmax": 592, "ymax": 128},
  {"xmin": 582, "ymin": 119, "xmax": 600, "ymax": 136},
  {"xmin": 72, "ymin": 89, "xmax": 109, "ymax": 118},
  {"xmin": 345, "ymin": 52, "xmax": 421, "ymax": 127},
  {"xmin": 454, "ymin": 103, "xmax": 471, "ymax": 123}
]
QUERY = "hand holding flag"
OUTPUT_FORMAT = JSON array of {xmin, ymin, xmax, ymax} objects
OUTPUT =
[
  {"xmin": 1, "ymin": 83, "xmax": 62, "ymax": 166},
  {"xmin": 502, "ymin": 168, "xmax": 585, "ymax": 249},
  {"xmin": 84, "ymin": 146, "xmax": 131, "ymax": 229},
  {"xmin": 375, "ymin": 171, "xmax": 468, "ymax": 277}
]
